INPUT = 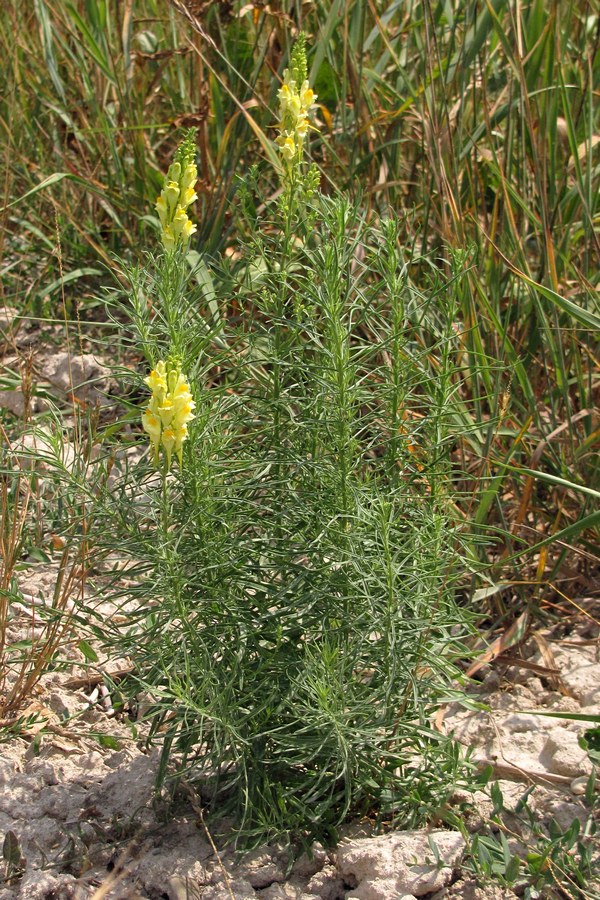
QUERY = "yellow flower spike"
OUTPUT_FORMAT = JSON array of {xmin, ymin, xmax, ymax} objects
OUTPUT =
[
  {"xmin": 181, "ymin": 186, "xmax": 198, "ymax": 208},
  {"xmin": 164, "ymin": 181, "xmax": 180, "ymax": 210},
  {"xmin": 275, "ymin": 35, "xmax": 318, "ymax": 177},
  {"xmin": 182, "ymin": 218, "xmax": 196, "ymax": 242},
  {"xmin": 278, "ymin": 83, "xmax": 292, "ymax": 105},
  {"xmin": 142, "ymin": 358, "xmax": 195, "ymax": 471},
  {"xmin": 156, "ymin": 196, "xmax": 168, "ymax": 228},
  {"xmin": 155, "ymin": 128, "xmax": 198, "ymax": 252},
  {"xmin": 296, "ymin": 118, "xmax": 309, "ymax": 139},
  {"xmin": 300, "ymin": 83, "xmax": 315, "ymax": 109}
]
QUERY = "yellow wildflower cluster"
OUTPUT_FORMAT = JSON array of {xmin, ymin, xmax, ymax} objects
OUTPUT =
[
  {"xmin": 156, "ymin": 129, "xmax": 198, "ymax": 252},
  {"xmin": 141, "ymin": 359, "xmax": 195, "ymax": 470},
  {"xmin": 276, "ymin": 36, "xmax": 317, "ymax": 167}
]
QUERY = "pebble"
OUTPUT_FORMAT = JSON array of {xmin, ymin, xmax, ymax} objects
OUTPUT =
[{"xmin": 570, "ymin": 776, "xmax": 589, "ymax": 795}]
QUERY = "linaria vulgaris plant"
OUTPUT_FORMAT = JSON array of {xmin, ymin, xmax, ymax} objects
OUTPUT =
[{"xmin": 100, "ymin": 38, "xmax": 474, "ymax": 849}]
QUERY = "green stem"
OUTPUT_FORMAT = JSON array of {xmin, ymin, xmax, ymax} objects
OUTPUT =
[{"xmin": 161, "ymin": 464, "xmax": 169, "ymax": 544}]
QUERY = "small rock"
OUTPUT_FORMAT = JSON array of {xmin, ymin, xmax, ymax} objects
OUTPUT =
[
  {"xmin": 78, "ymin": 750, "xmax": 106, "ymax": 772},
  {"xmin": 291, "ymin": 844, "xmax": 328, "ymax": 879},
  {"xmin": 305, "ymin": 864, "xmax": 345, "ymax": 899},
  {"xmin": 0, "ymin": 389, "xmax": 25, "ymax": 416},
  {"xmin": 37, "ymin": 784, "xmax": 72, "ymax": 819},
  {"xmin": 0, "ymin": 388, "xmax": 47, "ymax": 416},
  {"xmin": 203, "ymin": 877, "xmax": 257, "ymax": 899},
  {"xmin": 167, "ymin": 874, "xmax": 204, "ymax": 899},
  {"xmin": 337, "ymin": 830, "xmax": 465, "ymax": 898},
  {"xmin": 16, "ymin": 869, "xmax": 79, "ymax": 899},
  {"xmin": 430, "ymin": 877, "xmax": 518, "ymax": 898},
  {"xmin": 502, "ymin": 713, "xmax": 545, "ymax": 733},
  {"xmin": 552, "ymin": 648, "xmax": 600, "ymax": 706},
  {"xmin": 24, "ymin": 759, "xmax": 59, "ymax": 786},
  {"xmin": 0, "ymin": 756, "xmax": 19, "ymax": 785},
  {"xmin": 542, "ymin": 729, "xmax": 593, "ymax": 778},
  {"xmin": 141, "ymin": 855, "xmax": 209, "ymax": 896},
  {"xmin": 238, "ymin": 848, "xmax": 286, "ymax": 889},
  {"xmin": 571, "ymin": 776, "xmax": 589, "ymax": 795},
  {"xmin": 0, "ymin": 305, "xmax": 21, "ymax": 335},
  {"xmin": 15, "ymin": 428, "xmax": 76, "ymax": 473},
  {"xmin": 47, "ymin": 690, "xmax": 81, "ymax": 720},
  {"xmin": 259, "ymin": 885, "xmax": 313, "ymax": 899},
  {"xmin": 105, "ymin": 748, "xmax": 136, "ymax": 769},
  {"xmin": 346, "ymin": 883, "xmax": 418, "ymax": 900},
  {"xmin": 45, "ymin": 350, "xmax": 111, "ymax": 403}
]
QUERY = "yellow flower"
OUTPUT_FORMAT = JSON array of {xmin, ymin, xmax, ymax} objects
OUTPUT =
[
  {"xmin": 161, "ymin": 227, "xmax": 176, "ymax": 253},
  {"xmin": 161, "ymin": 427, "xmax": 176, "ymax": 471},
  {"xmin": 145, "ymin": 362, "xmax": 167, "ymax": 402},
  {"xmin": 181, "ymin": 164, "xmax": 197, "ymax": 194},
  {"xmin": 171, "ymin": 208, "xmax": 197, "ymax": 244},
  {"xmin": 142, "ymin": 409, "xmax": 162, "ymax": 464},
  {"xmin": 300, "ymin": 83, "xmax": 315, "ymax": 109},
  {"xmin": 158, "ymin": 396, "xmax": 175, "ymax": 427},
  {"xmin": 142, "ymin": 358, "xmax": 195, "ymax": 471},
  {"xmin": 277, "ymin": 134, "xmax": 297, "ymax": 161},
  {"xmin": 174, "ymin": 424, "xmax": 189, "ymax": 468}
]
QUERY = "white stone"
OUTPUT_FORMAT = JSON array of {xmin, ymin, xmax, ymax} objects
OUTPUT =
[
  {"xmin": 203, "ymin": 877, "xmax": 257, "ymax": 899},
  {"xmin": 337, "ymin": 830, "xmax": 465, "ymax": 898},
  {"xmin": 347, "ymin": 885, "xmax": 418, "ymax": 900},
  {"xmin": 542, "ymin": 729, "xmax": 593, "ymax": 778},
  {"xmin": 552, "ymin": 647, "xmax": 600, "ymax": 706},
  {"xmin": 259, "ymin": 885, "xmax": 315, "ymax": 899},
  {"xmin": 305, "ymin": 864, "xmax": 346, "ymax": 899},
  {"xmin": 14, "ymin": 870, "xmax": 79, "ymax": 899},
  {"xmin": 502, "ymin": 712, "xmax": 546, "ymax": 733},
  {"xmin": 0, "ymin": 389, "xmax": 25, "ymax": 416},
  {"xmin": 291, "ymin": 843, "xmax": 328, "ymax": 878},
  {"xmin": 167, "ymin": 873, "xmax": 205, "ymax": 899},
  {"xmin": 44, "ymin": 350, "xmax": 111, "ymax": 403},
  {"xmin": 0, "ymin": 305, "xmax": 20, "ymax": 332},
  {"xmin": 570, "ymin": 776, "xmax": 589, "ymax": 795},
  {"xmin": 237, "ymin": 847, "xmax": 286, "ymax": 888}
]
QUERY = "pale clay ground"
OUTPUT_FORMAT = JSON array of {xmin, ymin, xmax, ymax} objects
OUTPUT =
[{"xmin": 2, "ymin": 560, "xmax": 598, "ymax": 900}]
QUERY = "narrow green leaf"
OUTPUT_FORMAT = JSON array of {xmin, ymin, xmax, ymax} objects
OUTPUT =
[
  {"xmin": 78, "ymin": 639, "xmax": 99, "ymax": 663},
  {"xmin": 94, "ymin": 734, "xmax": 121, "ymax": 750},
  {"xmin": 40, "ymin": 268, "xmax": 102, "ymax": 298},
  {"xmin": 3, "ymin": 831, "xmax": 22, "ymax": 866},
  {"xmin": 494, "ymin": 464, "xmax": 600, "ymax": 501},
  {"xmin": 1, "ymin": 173, "xmax": 75, "ymax": 212}
]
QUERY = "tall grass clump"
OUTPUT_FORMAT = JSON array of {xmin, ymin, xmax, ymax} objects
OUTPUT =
[
  {"xmin": 94, "ymin": 36, "xmax": 476, "ymax": 846},
  {"xmin": 0, "ymin": 410, "xmax": 110, "ymax": 723}
]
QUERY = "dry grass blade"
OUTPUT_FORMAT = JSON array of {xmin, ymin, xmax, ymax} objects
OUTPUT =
[
  {"xmin": 0, "ymin": 428, "xmax": 90, "ymax": 718},
  {"xmin": 465, "ymin": 611, "xmax": 531, "ymax": 679},
  {"xmin": 530, "ymin": 631, "xmax": 570, "ymax": 696}
]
